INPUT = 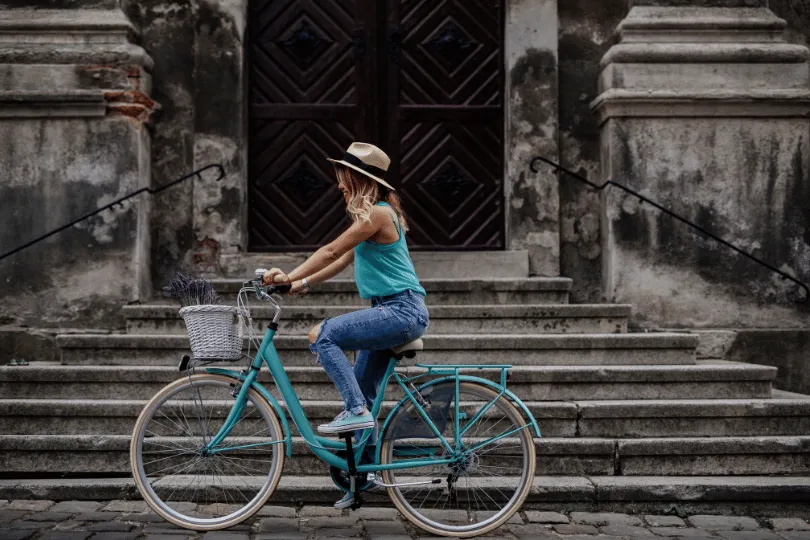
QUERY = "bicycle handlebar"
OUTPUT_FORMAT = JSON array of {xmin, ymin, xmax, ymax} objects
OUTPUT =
[{"xmin": 251, "ymin": 268, "xmax": 292, "ymax": 298}]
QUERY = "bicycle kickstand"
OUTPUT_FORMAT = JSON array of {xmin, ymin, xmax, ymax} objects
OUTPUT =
[{"xmin": 340, "ymin": 433, "xmax": 364, "ymax": 510}]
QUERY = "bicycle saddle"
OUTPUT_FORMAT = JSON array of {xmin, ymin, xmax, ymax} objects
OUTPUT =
[{"xmin": 391, "ymin": 338, "xmax": 423, "ymax": 360}]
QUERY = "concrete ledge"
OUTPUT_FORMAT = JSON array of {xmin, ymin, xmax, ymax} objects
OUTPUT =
[
  {"xmin": 123, "ymin": 304, "xmax": 633, "ymax": 336},
  {"xmin": 3, "ymin": 476, "xmax": 810, "ymax": 509},
  {"xmin": 0, "ymin": 362, "xmax": 775, "ymax": 401},
  {"xmin": 0, "ymin": 90, "xmax": 106, "ymax": 118},
  {"xmin": 220, "ymin": 251, "xmax": 532, "ymax": 279},
  {"xmin": 618, "ymin": 7, "xmax": 787, "ymax": 33},
  {"xmin": 0, "ymin": 362, "xmax": 770, "ymax": 384},
  {"xmin": 5, "ymin": 398, "xmax": 809, "ymax": 439},
  {"xmin": 0, "ymin": 398, "xmax": 576, "ymax": 419},
  {"xmin": 578, "ymin": 398, "xmax": 810, "ymax": 418},
  {"xmin": 123, "ymin": 304, "xmax": 631, "ymax": 320},
  {"xmin": 0, "ymin": 9, "xmax": 136, "ymax": 37},
  {"xmin": 592, "ymin": 89, "xmax": 810, "ymax": 122},
  {"xmin": 210, "ymin": 277, "xmax": 574, "ymax": 293},
  {"xmin": 600, "ymin": 42, "xmax": 810, "ymax": 67},
  {"xmin": 6, "ymin": 435, "xmax": 810, "ymax": 476},
  {"xmin": 206, "ymin": 277, "xmax": 573, "ymax": 306},
  {"xmin": 619, "ymin": 436, "xmax": 810, "ymax": 455},
  {"xmin": 590, "ymin": 476, "xmax": 810, "ymax": 502},
  {"xmin": 56, "ymin": 332, "xmax": 700, "ymax": 366},
  {"xmin": 0, "ymin": 44, "xmax": 153, "ymax": 67},
  {"xmin": 56, "ymin": 332, "xmax": 698, "ymax": 351}
]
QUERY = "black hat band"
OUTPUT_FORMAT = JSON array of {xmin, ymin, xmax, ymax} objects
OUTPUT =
[{"xmin": 342, "ymin": 152, "xmax": 387, "ymax": 179}]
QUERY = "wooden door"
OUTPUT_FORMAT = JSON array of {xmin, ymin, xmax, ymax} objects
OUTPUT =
[
  {"xmin": 248, "ymin": 0, "xmax": 378, "ymax": 250},
  {"xmin": 248, "ymin": 0, "xmax": 505, "ymax": 251},
  {"xmin": 384, "ymin": 0, "xmax": 505, "ymax": 249}
]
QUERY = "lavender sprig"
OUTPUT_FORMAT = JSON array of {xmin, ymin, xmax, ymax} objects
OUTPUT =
[{"xmin": 163, "ymin": 273, "xmax": 219, "ymax": 307}]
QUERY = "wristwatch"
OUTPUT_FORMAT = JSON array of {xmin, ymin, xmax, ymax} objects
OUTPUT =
[{"xmin": 301, "ymin": 277, "xmax": 311, "ymax": 291}]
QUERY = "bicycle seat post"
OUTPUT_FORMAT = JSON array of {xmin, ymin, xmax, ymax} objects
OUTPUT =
[{"xmin": 340, "ymin": 433, "xmax": 364, "ymax": 510}]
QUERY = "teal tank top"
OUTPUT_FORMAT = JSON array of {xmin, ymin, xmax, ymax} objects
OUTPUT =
[{"xmin": 354, "ymin": 202, "xmax": 427, "ymax": 300}]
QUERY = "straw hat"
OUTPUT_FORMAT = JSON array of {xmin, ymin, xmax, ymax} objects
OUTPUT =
[{"xmin": 327, "ymin": 142, "xmax": 395, "ymax": 191}]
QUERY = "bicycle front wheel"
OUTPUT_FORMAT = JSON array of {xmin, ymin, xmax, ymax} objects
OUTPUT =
[
  {"xmin": 379, "ymin": 381, "xmax": 536, "ymax": 538},
  {"xmin": 130, "ymin": 373, "xmax": 285, "ymax": 531}
]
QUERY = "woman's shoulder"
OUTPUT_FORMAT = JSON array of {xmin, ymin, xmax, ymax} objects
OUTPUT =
[{"xmin": 370, "ymin": 203, "xmax": 396, "ymax": 220}]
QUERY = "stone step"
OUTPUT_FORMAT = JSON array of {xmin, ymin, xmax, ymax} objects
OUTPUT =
[
  {"xmin": 123, "ymin": 304, "xmax": 632, "ymax": 335},
  {"xmin": 0, "ymin": 435, "xmax": 605, "ymax": 476},
  {"xmin": 205, "ymin": 277, "xmax": 572, "ymax": 305},
  {"xmin": 0, "ymin": 361, "xmax": 775, "ymax": 401},
  {"xmin": 56, "ymin": 332, "xmax": 699, "ymax": 366},
  {"xmin": 218, "ymin": 251, "xmax": 532, "ymax": 279},
  {"xmin": 2, "ymin": 476, "xmax": 809, "ymax": 513},
  {"xmin": 2, "ymin": 435, "xmax": 808, "ymax": 476},
  {"xmin": 0, "ymin": 399, "xmax": 573, "ymax": 438},
  {"xmin": 576, "ymin": 398, "xmax": 810, "ymax": 437},
  {"xmin": 3, "ymin": 397, "xmax": 807, "ymax": 438}
]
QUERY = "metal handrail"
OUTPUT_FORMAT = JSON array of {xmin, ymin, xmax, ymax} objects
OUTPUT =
[
  {"xmin": 530, "ymin": 155, "xmax": 809, "ymax": 303},
  {"xmin": 0, "ymin": 163, "xmax": 226, "ymax": 263}
]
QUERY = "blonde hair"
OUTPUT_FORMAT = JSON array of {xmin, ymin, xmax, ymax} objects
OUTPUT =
[{"xmin": 334, "ymin": 165, "xmax": 408, "ymax": 231}]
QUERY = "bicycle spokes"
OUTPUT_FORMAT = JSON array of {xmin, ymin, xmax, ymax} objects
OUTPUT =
[
  {"xmin": 132, "ymin": 375, "xmax": 284, "ymax": 529},
  {"xmin": 380, "ymin": 381, "xmax": 535, "ymax": 536}
]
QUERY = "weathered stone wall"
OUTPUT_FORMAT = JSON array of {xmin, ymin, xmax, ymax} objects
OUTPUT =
[
  {"xmin": 5, "ymin": 0, "xmax": 809, "ymax": 324},
  {"xmin": 121, "ymin": 0, "xmax": 247, "ymax": 288},
  {"xmin": 0, "ymin": 7, "xmax": 154, "ymax": 337},
  {"xmin": 505, "ymin": 0, "xmax": 560, "ymax": 277},
  {"xmin": 0, "ymin": 0, "xmax": 118, "ymax": 7},
  {"xmin": 122, "ymin": 0, "xmax": 199, "ymax": 289},
  {"xmin": 0, "ymin": 117, "xmax": 150, "ymax": 325},
  {"xmin": 771, "ymin": 0, "xmax": 810, "ymax": 46},
  {"xmin": 558, "ymin": 0, "xmax": 628, "ymax": 302},
  {"xmin": 594, "ymin": 4, "xmax": 810, "ymax": 330}
]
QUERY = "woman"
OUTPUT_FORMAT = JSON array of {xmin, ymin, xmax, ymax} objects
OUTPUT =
[{"xmin": 263, "ymin": 142, "xmax": 429, "ymax": 468}]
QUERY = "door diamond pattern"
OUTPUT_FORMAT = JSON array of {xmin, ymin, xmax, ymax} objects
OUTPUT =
[
  {"xmin": 388, "ymin": 0, "xmax": 505, "ymax": 248},
  {"xmin": 276, "ymin": 18, "xmax": 334, "ymax": 70},
  {"xmin": 248, "ymin": 0, "xmax": 504, "ymax": 250},
  {"xmin": 423, "ymin": 21, "xmax": 477, "ymax": 73},
  {"xmin": 248, "ymin": 0, "xmax": 369, "ymax": 250}
]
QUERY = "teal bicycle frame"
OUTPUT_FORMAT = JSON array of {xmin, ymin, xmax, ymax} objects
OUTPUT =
[{"xmin": 198, "ymin": 325, "xmax": 541, "ymax": 477}]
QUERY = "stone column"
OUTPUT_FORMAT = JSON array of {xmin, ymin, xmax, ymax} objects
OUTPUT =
[
  {"xmin": 0, "ymin": 8, "xmax": 155, "ymax": 328},
  {"xmin": 594, "ymin": 4, "xmax": 810, "ymax": 329},
  {"xmin": 189, "ymin": 0, "xmax": 249, "ymax": 275},
  {"xmin": 505, "ymin": 0, "xmax": 560, "ymax": 277}
]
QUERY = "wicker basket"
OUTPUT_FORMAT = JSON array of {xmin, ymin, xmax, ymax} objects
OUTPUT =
[{"xmin": 179, "ymin": 304, "xmax": 245, "ymax": 360}]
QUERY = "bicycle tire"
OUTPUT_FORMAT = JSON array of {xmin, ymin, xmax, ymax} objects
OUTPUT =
[
  {"xmin": 379, "ymin": 381, "xmax": 535, "ymax": 537},
  {"xmin": 130, "ymin": 373, "xmax": 285, "ymax": 531}
]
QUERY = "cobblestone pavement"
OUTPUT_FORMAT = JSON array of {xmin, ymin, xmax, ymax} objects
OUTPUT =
[{"xmin": 1, "ymin": 500, "xmax": 810, "ymax": 540}]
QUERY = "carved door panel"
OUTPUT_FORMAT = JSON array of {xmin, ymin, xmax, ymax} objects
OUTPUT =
[
  {"xmin": 248, "ymin": 0, "xmax": 504, "ymax": 251},
  {"xmin": 384, "ymin": 0, "xmax": 505, "ymax": 249},
  {"xmin": 248, "ymin": 0, "xmax": 378, "ymax": 250}
]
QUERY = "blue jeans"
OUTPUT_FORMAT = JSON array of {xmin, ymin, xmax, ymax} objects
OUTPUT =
[{"xmin": 310, "ymin": 290, "xmax": 429, "ymax": 416}]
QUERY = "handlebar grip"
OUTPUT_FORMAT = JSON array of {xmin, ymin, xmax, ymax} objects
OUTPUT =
[{"xmin": 268, "ymin": 283, "xmax": 292, "ymax": 295}]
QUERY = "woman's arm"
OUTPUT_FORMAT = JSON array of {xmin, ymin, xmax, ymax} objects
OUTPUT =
[
  {"xmin": 286, "ymin": 217, "xmax": 377, "ymax": 282},
  {"xmin": 304, "ymin": 250, "xmax": 354, "ymax": 286}
]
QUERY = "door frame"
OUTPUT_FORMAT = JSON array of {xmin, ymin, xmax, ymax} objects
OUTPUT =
[{"xmin": 191, "ymin": 0, "xmax": 560, "ymax": 275}]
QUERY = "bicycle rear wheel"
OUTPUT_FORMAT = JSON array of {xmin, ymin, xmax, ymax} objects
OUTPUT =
[
  {"xmin": 379, "ymin": 381, "xmax": 535, "ymax": 537},
  {"xmin": 130, "ymin": 373, "xmax": 285, "ymax": 531}
]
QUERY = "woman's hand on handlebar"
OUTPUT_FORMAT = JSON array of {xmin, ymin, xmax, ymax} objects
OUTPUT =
[
  {"xmin": 262, "ymin": 268, "xmax": 290, "ymax": 287},
  {"xmin": 288, "ymin": 280, "xmax": 308, "ymax": 296}
]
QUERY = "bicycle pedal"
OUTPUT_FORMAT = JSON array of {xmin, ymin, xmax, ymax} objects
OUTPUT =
[{"xmin": 350, "ymin": 493, "xmax": 364, "ymax": 511}]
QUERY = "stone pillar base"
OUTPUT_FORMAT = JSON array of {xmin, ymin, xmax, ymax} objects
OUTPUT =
[
  {"xmin": 0, "ymin": 9, "xmax": 156, "ymax": 328},
  {"xmin": 594, "ymin": 5, "xmax": 810, "ymax": 328}
]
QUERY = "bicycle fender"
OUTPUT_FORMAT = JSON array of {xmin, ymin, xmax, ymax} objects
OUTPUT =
[
  {"xmin": 376, "ymin": 375, "xmax": 541, "ymax": 463},
  {"xmin": 205, "ymin": 367, "xmax": 293, "ymax": 456}
]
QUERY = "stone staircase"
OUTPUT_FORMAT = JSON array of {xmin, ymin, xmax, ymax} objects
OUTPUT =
[{"xmin": 1, "ymin": 261, "xmax": 810, "ymax": 511}]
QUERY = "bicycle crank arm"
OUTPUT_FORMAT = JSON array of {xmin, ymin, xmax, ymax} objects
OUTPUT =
[{"xmin": 370, "ymin": 476, "xmax": 441, "ymax": 489}]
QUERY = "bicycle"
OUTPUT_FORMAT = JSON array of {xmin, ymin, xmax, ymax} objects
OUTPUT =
[{"xmin": 130, "ymin": 272, "xmax": 541, "ymax": 538}]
